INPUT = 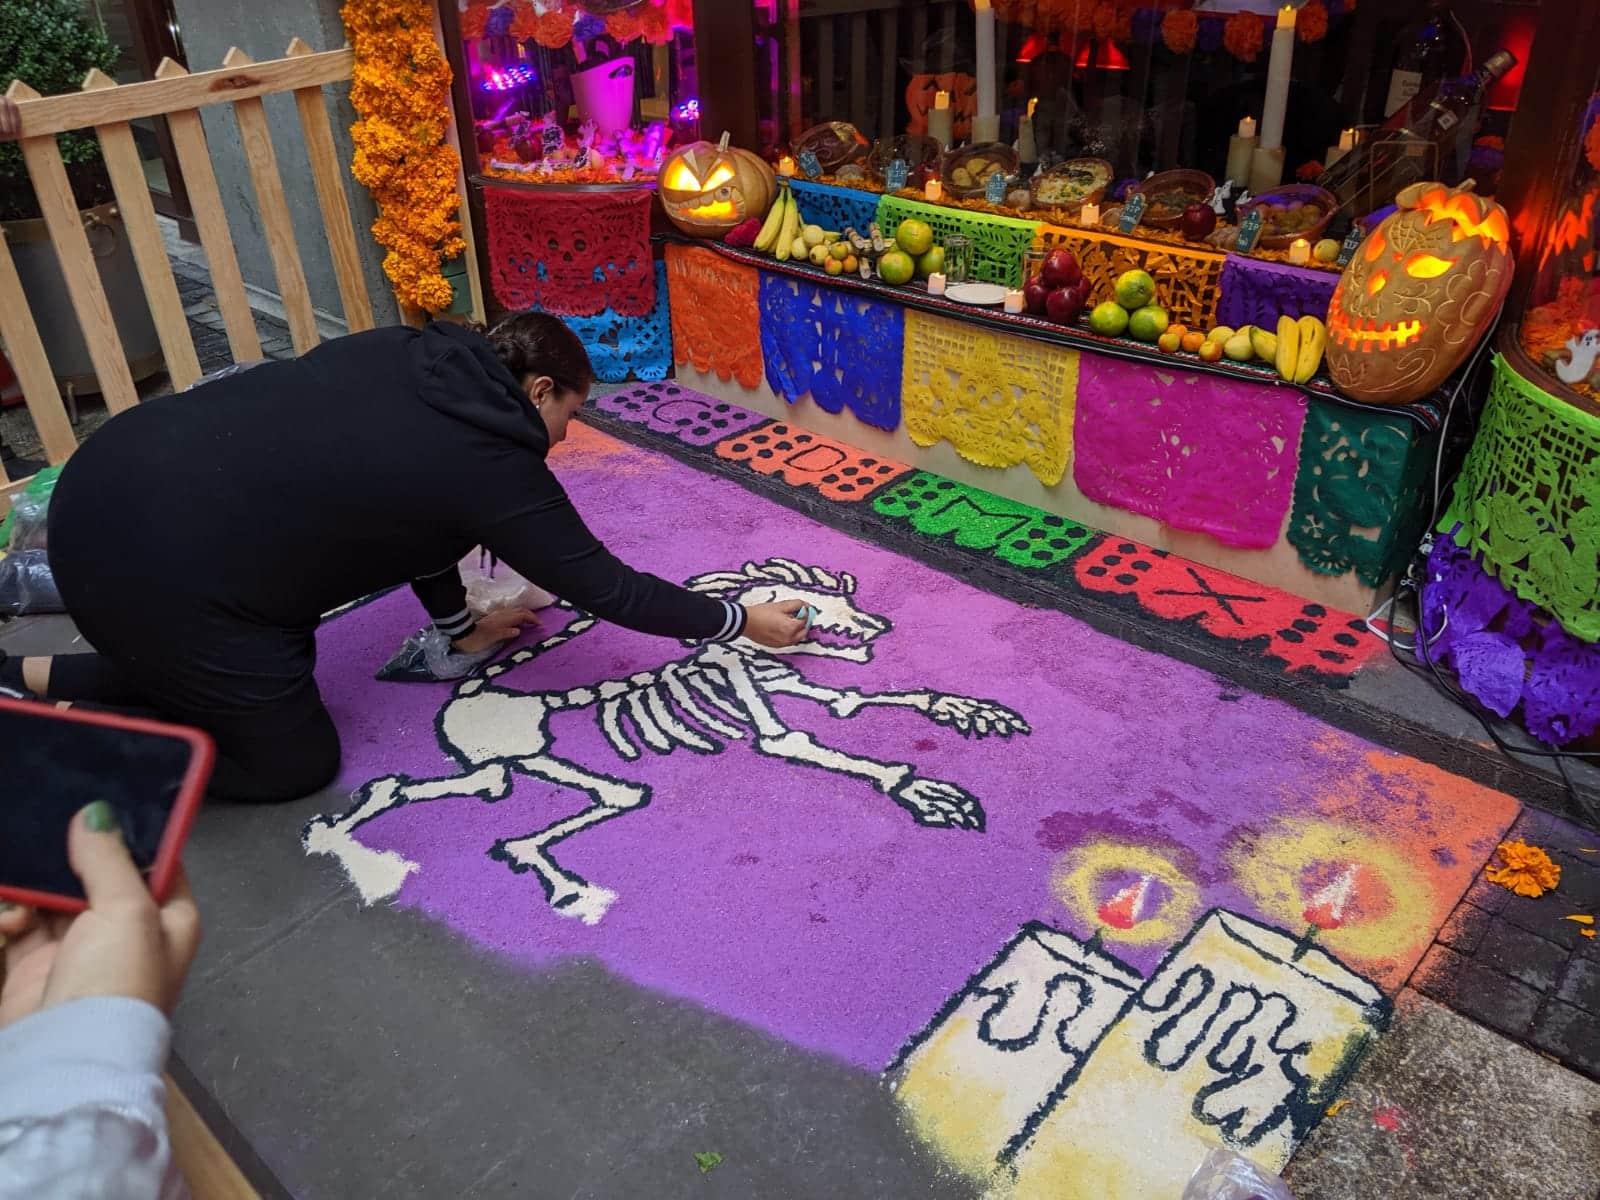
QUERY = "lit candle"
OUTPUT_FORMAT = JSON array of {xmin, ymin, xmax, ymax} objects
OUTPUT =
[
  {"xmin": 928, "ymin": 90, "xmax": 953, "ymax": 148},
  {"xmin": 1018, "ymin": 97, "xmax": 1037, "ymax": 165},
  {"xmin": 973, "ymin": 0, "xmax": 998, "ymax": 143},
  {"xmin": 1258, "ymin": 6, "xmax": 1296, "ymax": 155},
  {"xmin": 778, "ymin": 155, "xmax": 796, "ymax": 177},
  {"xmin": 1080, "ymin": 201, "xmax": 1101, "ymax": 226},
  {"xmin": 1226, "ymin": 116, "xmax": 1259, "ymax": 189},
  {"xmin": 1288, "ymin": 237, "xmax": 1311, "ymax": 265},
  {"xmin": 1003, "ymin": 288, "xmax": 1025, "ymax": 314},
  {"xmin": 927, "ymin": 271, "xmax": 947, "ymax": 295},
  {"xmin": 1324, "ymin": 128, "xmax": 1357, "ymax": 170},
  {"xmin": 1339, "ymin": 127, "xmax": 1356, "ymax": 151},
  {"xmin": 924, "ymin": 178, "xmax": 943, "ymax": 202}
]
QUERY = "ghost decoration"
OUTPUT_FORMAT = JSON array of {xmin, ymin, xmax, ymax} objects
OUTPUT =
[{"xmin": 1326, "ymin": 181, "xmax": 1515, "ymax": 406}]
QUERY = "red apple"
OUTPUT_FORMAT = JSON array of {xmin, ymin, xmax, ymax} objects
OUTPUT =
[
  {"xmin": 1041, "ymin": 248, "xmax": 1082, "ymax": 289},
  {"xmin": 1023, "ymin": 278, "xmax": 1051, "ymax": 315},
  {"xmin": 1045, "ymin": 287, "xmax": 1078, "ymax": 324},
  {"xmin": 1180, "ymin": 203, "xmax": 1218, "ymax": 242}
]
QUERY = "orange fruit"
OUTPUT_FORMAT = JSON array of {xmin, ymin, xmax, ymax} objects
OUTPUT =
[{"xmin": 1181, "ymin": 331, "xmax": 1205, "ymax": 353}]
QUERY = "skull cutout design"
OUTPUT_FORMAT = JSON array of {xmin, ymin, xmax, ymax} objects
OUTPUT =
[
  {"xmin": 659, "ymin": 132, "xmax": 777, "ymax": 238},
  {"xmin": 1326, "ymin": 181, "xmax": 1514, "ymax": 405}
]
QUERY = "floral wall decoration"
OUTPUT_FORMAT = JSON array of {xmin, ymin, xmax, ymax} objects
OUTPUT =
[
  {"xmin": 343, "ymin": 0, "xmax": 466, "ymax": 313},
  {"xmin": 459, "ymin": 0, "xmax": 692, "ymax": 51}
]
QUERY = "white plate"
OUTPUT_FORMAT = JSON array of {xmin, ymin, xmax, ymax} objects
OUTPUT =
[{"xmin": 943, "ymin": 282, "xmax": 1007, "ymax": 306}]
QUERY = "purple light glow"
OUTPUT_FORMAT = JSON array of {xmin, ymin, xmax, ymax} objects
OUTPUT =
[{"xmin": 482, "ymin": 64, "xmax": 536, "ymax": 92}]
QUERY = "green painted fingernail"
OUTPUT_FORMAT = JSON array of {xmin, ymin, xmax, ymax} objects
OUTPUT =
[{"xmin": 83, "ymin": 801, "xmax": 119, "ymax": 833}]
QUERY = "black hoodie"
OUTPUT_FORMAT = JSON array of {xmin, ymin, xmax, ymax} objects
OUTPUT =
[{"xmin": 47, "ymin": 322, "xmax": 743, "ymax": 647}]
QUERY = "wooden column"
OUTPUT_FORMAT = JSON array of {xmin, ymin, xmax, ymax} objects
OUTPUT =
[{"xmin": 693, "ymin": 0, "xmax": 759, "ymax": 149}]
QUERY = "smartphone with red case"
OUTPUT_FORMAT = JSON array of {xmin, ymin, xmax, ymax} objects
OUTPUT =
[{"xmin": 0, "ymin": 696, "xmax": 214, "ymax": 913}]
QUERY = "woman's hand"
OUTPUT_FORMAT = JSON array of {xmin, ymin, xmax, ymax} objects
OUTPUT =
[
  {"xmin": 0, "ymin": 803, "xmax": 201, "ymax": 1029},
  {"xmin": 452, "ymin": 606, "xmax": 539, "ymax": 655},
  {"xmin": 742, "ymin": 600, "xmax": 809, "ymax": 648}
]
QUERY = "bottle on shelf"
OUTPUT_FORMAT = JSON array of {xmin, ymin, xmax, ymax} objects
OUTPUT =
[
  {"xmin": 1323, "ymin": 50, "xmax": 1516, "ymax": 217},
  {"xmin": 1383, "ymin": 0, "xmax": 1469, "ymax": 119}
]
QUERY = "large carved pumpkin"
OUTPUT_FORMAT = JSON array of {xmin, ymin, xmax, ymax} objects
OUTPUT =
[
  {"xmin": 659, "ymin": 132, "xmax": 777, "ymax": 238},
  {"xmin": 906, "ymin": 73, "xmax": 977, "ymax": 142},
  {"xmin": 1326, "ymin": 181, "xmax": 1514, "ymax": 405}
]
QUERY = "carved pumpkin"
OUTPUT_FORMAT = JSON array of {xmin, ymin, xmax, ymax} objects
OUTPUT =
[
  {"xmin": 906, "ymin": 73, "xmax": 978, "ymax": 142},
  {"xmin": 659, "ymin": 132, "xmax": 777, "ymax": 238},
  {"xmin": 1326, "ymin": 181, "xmax": 1514, "ymax": 405}
]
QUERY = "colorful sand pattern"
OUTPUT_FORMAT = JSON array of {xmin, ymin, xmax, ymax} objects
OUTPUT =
[{"xmin": 305, "ymin": 423, "xmax": 1516, "ymax": 1195}]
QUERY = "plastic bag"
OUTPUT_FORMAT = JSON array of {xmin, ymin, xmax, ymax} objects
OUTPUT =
[
  {"xmin": 461, "ymin": 551, "xmax": 557, "ymax": 617},
  {"xmin": 1181, "ymin": 1149, "xmax": 1294, "ymax": 1200},
  {"xmin": 0, "ymin": 464, "xmax": 62, "ymax": 551},
  {"xmin": 0, "ymin": 549, "xmax": 65, "ymax": 616},
  {"xmin": 375, "ymin": 626, "xmax": 500, "ymax": 683}
]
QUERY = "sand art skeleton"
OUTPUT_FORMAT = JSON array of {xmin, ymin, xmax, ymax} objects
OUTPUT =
[{"xmin": 304, "ymin": 559, "xmax": 1030, "ymax": 924}]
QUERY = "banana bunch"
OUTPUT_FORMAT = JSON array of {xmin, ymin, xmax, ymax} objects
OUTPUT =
[
  {"xmin": 754, "ymin": 184, "xmax": 798, "ymax": 257},
  {"xmin": 1274, "ymin": 315, "xmax": 1327, "ymax": 384}
]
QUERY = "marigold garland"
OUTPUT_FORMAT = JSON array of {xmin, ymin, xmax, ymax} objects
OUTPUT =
[
  {"xmin": 1223, "ymin": 11, "xmax": 1264, "ymax": 62},
  {"xmin": 1161, "ymin": 9, "xmax": 1196, "ymax": 54},
  {"xmin": 342, "ymin": 0, "xmax": 466, "ymax": 313},
  {"xmin": 509, "ymin": 2, "xmax": 539, "ymax": 40},
  {"xmin": 1297, "ymin": 0, "xmax": 1329, "ymax": 43}
]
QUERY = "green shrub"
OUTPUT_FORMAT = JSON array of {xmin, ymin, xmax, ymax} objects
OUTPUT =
[{"xmin": 0, "ymin": 0, "xmax": 120, "ymax": 220}]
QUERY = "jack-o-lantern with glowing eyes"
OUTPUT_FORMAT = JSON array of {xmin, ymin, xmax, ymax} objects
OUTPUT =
[
  {"xmin": 906, "ymin": 73, "xmax": 978, "ymax": 142},
  {"xmin": 659, "ymin": 132, "xmax": 777, "ymax": 238},
  {"xmin": 1326, "ymin": 181, "xmax": 1514, "ymax": 405}
]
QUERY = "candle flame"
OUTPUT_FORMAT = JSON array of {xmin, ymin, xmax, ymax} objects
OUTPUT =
[
  {"xmin": 1303, "ymin": 865, "xmax": 1359, "ymax": 930},
  {"xmin": 1027, "ymin": 96, "xmax": 1038, "ymax": 118},
  {"xmin": 1277, "ymin": 4, "xmax": 1297, "ymax": 29},
  {"xmin": 1098, "ymin": 875, "xmax": 1155, "ymax": 930}
]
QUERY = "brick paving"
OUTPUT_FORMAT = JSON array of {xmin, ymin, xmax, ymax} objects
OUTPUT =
[{"xmin": 1412, "ymin": 806, "xmax": 1600, "ymax": 1081}]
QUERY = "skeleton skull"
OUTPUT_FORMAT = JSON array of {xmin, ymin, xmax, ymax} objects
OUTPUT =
[{"xmin": 1325, "ymin": 182, "xmax": 1514, "ymax": 406}]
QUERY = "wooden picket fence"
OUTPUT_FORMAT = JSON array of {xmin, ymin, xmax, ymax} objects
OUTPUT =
[{"xmin": 0, "ymin": 38, "xmax": 428, "ymax": 512}]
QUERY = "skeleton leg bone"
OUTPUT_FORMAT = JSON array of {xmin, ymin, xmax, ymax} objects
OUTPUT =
[
  {"xmin": 304, "ymin": 763, "xmax": 513, "ymax": 903},
  {"xmin": 490, "ymin": 756, "xmax": 651, "ymax": 925}
]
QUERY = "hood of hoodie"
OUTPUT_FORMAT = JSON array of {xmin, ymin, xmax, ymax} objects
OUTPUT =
[{"xmin": 411, "ymin": 321, "xmax": 549, "ymax": 454}]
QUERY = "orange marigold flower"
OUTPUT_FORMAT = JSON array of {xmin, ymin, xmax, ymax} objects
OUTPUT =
[
  {"xmin": 606, "ymin": 9, "xmax": 643, "ymax": 42},
  {"xmin": 1092, "ymin": 1, "xmax": 1116, "ymax": 40},
  {"xmin": 1223, "ymin": 11, "xmax": 1264, "ymax": 62},
  {"xmin": 638, "ymin": 4, "xmax": 673, "ymax": 45},
  {"xmin": 460, "ymin": 1, "xmax": 489, "ymax": 39},
  {"xmin": 534, "ymin": 10, "xmax": 574, "ymax": 49},
  {"xmin": 1297, "ymin": 0, "xmax": 1328, "ymax": 44},
  {"xmin": 1161, "ymin": 10, "xmax": 1197, "ymax": 55},
  {"xmin": 510, "ymin": 1, "xmax": 539, "ymax": 40},
  {"xmin": 1484, "ymin": 839, "xmax": 1562, "ymax": 898}
]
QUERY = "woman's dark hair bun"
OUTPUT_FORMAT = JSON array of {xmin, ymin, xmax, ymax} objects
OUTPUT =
[{"xmin": 475, "ymin": 310, "xmax": 595, "ymax": 394}]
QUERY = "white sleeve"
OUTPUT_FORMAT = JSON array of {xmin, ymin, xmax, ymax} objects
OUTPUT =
[{"xmin": 0, "ymin": 996, "xmax": 186, "ymax": 1200}]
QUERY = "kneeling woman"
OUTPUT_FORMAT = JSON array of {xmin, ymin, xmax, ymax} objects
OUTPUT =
[{"xmin": 2, "ymin": 314, "xmax": 806, "ymax": 802}]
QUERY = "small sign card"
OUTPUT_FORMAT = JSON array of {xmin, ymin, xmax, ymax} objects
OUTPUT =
[
  {"xmin": 541, "ymin": 124, "xmax": 564, "ymax": 157},
  {"xmin": 1336, "ymin": 225, "xmax": 1366, "ymax": 268},
  {"xmin": 798, "ymin": 150, "xmax": 822, "ymax": 179},
  {"xmin": 1234, "ymin": 208, "xmax": 1264, "ymax": 253},
  {"xmin": 1117, "ymin": 192, "xmax": 1146, "ymax": 234},
  {"xmin": 886, "ymin": 158, "xmax": 908, "ymax": 192},
  {"xmin": 985, "ymin": 172, "xmax": 1007, "ymax": 204}
]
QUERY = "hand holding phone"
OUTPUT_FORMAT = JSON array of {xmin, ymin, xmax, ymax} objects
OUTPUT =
[
  {"xmin": 0, "ymin": 805, "xmax": 202, "ymax": 1029},
  {"xmin": 0, "ymin": 697, "xmax": 212, "ymax": 912}
]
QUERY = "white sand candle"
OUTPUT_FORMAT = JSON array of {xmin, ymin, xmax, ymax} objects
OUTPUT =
[
  {"xmin": 924, "ymin": 178, "xmax": 943, "ymax": 202},
  {"xmin": 927, "ymin": 272, "xmax": 947, "ymax": 295},
  {"xmin": 928, "ymin": 90, "xmax": 953, "ymax": 148},
  {"xmin": 1080, "ymin": 202, "xmax": 1100, "ymax": 226},
  {"xmin": 1324, "ymin": 128, "xmax": 1356, "ymax": 170},
  {"xmin": 1288, "ymin": 237, "xmax": 1311, "ymax": 265},
  {"xmin": 778, "ymin": 155, "xmax": 796, "ymax": 177},
  {"xmin": 1003, "ymin": 288, "xmax": 1025, "ymax": 313}
]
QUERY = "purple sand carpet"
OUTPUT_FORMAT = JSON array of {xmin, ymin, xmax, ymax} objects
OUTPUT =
[{"xmin": 307, "ymin": 422, "xmax": 1518, "ymax": 1072}]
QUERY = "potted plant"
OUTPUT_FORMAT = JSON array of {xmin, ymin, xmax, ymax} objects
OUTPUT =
[{"xmin": 0, "ymin": 0, "xmax": 163, "ymax": 398}]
